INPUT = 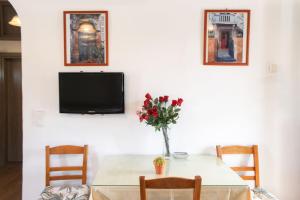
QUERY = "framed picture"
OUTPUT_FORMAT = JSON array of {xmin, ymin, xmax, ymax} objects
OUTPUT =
[
  {"xmin": 203, "ymin": 10, "xmax": 250, "ymax": 66},
  {"xmin": 63, "ymin": 11, "xmax": 108, "ymax": 66}
]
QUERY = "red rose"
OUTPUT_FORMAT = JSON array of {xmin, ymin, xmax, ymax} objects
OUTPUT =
[
  {"xmin": 144, "ymin": 115, "xmax": 150, "ymax": 121},
  {"xmin": 139, "ymin": 116, "xmax": 143, "ymax": 122},
  {"xmin": 140, "ymin": 114, "xmax": 147, "ymax": 122},
  {"xmin": 171, "ymin": 100, "xmax": 178, "ymax": 106},
  {"xmin": 147, "ymin": 109, "xmax": 153, "ymax": 115},
  {"xmin": 152, "ymin": 106, "xmax": 158, "ymax": 112},
  {"xmin": 144, "ymin": 99, "xmax": 150, "ymax": 107},
  {"xmin": 163, "ymin": 96, "xmax": 169, "ymax": 102},
  {"xmin": 177, "ymin": 98, "xmax": 183, "ymax": 106},
  {"xmin": 152, "ymin": 111, "xmax": 159, "ymax": 118},
  {"xmin": 145, "ymin": 93, "xmax": 152, "ymax": 99},
  {"xmin": 159, "ymin": 96, "xmax": 164, "ymax": 102}
]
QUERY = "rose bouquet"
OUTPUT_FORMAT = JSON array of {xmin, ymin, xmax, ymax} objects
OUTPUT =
[{"xmin": 137, "ymin": 93, "xmax": 183, "ymax": 157}]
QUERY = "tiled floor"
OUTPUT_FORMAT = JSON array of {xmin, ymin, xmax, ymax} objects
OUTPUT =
[{"xmin": 0, "ymin": 162, "xmax": 22, "ymax": 200}]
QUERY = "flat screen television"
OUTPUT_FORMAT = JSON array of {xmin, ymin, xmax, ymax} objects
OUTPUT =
[{"xmin": 59, "ymin": 72, "xmax": 124, "ymax": 114}]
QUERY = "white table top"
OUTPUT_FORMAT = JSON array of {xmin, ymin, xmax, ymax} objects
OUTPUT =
[{"xmin": 92, "ymin": 155, "xmax": 247, "ymax": 187}]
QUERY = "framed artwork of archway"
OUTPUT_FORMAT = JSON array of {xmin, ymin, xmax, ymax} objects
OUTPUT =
[
  {"xmin": 203, "ymin": 9, "xmax": 251, "ymax": 66},
  {"xmin": 63, "ymin": 11, "xmax": 109, "ymax": 66}
]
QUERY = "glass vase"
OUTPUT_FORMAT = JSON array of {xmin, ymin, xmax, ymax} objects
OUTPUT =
[{"xmin": 162, "ymin": 127, "xmax": 171, "ymax": 159}]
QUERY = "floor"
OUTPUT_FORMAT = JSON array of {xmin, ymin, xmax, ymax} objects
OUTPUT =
[{"xmin": 0, "ymin": 162, "xmax": 22, "ymax": 200}]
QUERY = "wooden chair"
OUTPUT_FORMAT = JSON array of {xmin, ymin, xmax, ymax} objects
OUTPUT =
[
  {"xmin": 216, "ymin": 145, "xmax": 260, "ymax": 187},
  {"xmin": 40, "ymin": 145, "xmax": 90, "ymax": 200},
  {"xmin": 139, "ymin": 176, "xmax": 201, "ymax": 200},
  {"xmin": 216, "ymin": 145, "xmax": 279, "ymax": 200}
]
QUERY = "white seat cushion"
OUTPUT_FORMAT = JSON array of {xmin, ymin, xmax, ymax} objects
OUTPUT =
[
  {"xmin": 40, "ymin": 185, "xmax": 90, "ymax": 200},
  {"xmin": 251, "ymin": 188, "xmax": 279, "ymax": 200}
]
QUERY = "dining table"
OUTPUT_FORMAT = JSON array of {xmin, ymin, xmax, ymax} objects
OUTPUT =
[{"xmin": 89, "ymin": 155, "xmax": 250, "ymax": 200}]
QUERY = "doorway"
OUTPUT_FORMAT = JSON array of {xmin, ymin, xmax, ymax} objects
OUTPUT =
[
  {"xmin": 220, "ymin": 31, "xmax": 229, "ymax": 49},
  {"xmin": 0, "ymin": 53, "xmax": 22, "ymax": 200},
  {"xmin": 216, "ymin": 28, "xmax": 235, "ymax": 62}
]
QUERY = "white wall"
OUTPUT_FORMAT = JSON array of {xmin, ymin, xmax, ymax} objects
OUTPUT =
[
  {"xmin": 260, "ymin": 0, "xmax": 300, "ymax": 199},
  {"xmin": 8, "ymin": 0, "xmax": 300, "ymax": 199}
]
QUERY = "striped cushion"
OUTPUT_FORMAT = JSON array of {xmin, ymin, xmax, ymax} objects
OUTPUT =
[
  {"xmin": 40, "ymin": 185, "xmax": 90, "ymax": 200},
  {"xmin": 251, "ymin": 188, "xmax": 279, "ymax": 200}
]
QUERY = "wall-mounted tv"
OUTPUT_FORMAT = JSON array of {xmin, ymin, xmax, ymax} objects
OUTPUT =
[{"xmin": 59, "ymin": 72, "xmax": 124, "ymax": 114}]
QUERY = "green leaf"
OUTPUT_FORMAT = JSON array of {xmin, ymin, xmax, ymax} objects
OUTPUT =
[{"xmin": 174, "ymin": 108, "xmax": 181, "ymax": 112}]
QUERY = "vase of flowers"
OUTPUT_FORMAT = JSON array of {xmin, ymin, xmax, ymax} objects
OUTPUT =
[{"xmin": 137, "ymin": 93, "xmax": 183, "ymax": 158}]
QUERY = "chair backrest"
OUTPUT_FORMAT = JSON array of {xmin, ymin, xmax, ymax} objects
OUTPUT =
[
  {"xmin": 139, "ymin": 176, "xmax": 201, "ymax": 200},
  {"xmin": 45, "ymin": 145, "xmax": 88, "ymax": 186},
  {"xmin": 216, "ymin": 145, "xmax": 260, "ymax": 187}
]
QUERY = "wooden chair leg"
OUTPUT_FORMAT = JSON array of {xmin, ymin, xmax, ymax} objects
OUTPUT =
[{"xmin": 248, "ymin": 187, "xmax": 251, "ymax": 200}]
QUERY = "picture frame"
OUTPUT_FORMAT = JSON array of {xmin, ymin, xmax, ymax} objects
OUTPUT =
[
  {"xmin": 203, "ymin": 10, "xmax": 250, "ymax": 66},
  {"xmin": 63, "ymin": 11, "xmax": 109, "ymax": 66}
]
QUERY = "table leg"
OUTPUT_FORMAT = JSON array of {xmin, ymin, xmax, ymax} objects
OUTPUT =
[{"xmin": 89, "ymin": 187, "xmax": 93, "ymax": 200}]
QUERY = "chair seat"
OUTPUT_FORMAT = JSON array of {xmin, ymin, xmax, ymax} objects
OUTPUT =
[
  {"xmin": 40, "ymin": 185, "xmax": 90, "ymax": 200},
  {"xmin": 251, "ymin": 188, "xmax": 279, "ymax": 200}
]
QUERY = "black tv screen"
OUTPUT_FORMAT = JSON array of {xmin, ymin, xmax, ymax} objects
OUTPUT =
[{"xmin": 59, "ymin": 72, "xmax": 124, "ymax": 114}]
